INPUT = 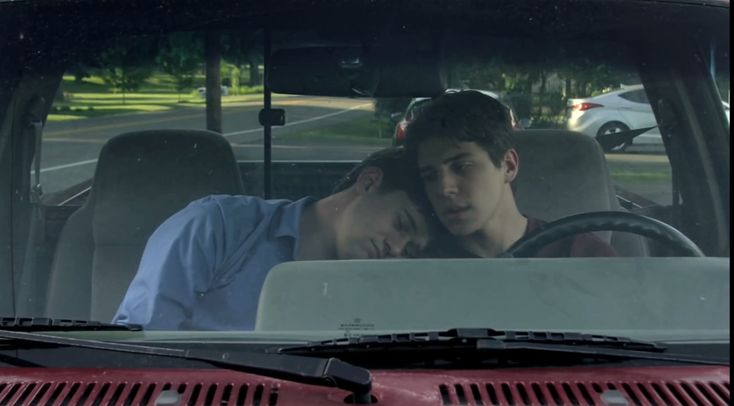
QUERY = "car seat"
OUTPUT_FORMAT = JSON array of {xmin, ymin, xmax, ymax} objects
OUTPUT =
[
  {"xmin": 46, "ymin": 130, "xmax": 245, "ymax": 322},
  {"xmin": 512, "ymin": 129, "xmax": 649, "ymax": 256}
]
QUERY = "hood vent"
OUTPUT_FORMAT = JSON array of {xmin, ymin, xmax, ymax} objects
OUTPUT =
[
  {"xmin": 1, "ymin": 368, "xmax": 728, "ymax": 405},
  {"xmin": 439, "ymin": 380, "xmax": 730, "ymax": 405},
  {"xmin": 0, "ymin": 381, "xmax": 279, "ymax": 406}
]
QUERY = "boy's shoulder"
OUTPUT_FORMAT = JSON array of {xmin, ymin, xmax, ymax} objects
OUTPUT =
[{"xmin": 186, "ymin": 194, "xmax": 294, "ymax": 215}]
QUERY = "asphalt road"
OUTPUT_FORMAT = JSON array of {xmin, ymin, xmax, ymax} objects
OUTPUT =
[{"xmin": 39, "ymin": 96, "xmax": 382, "ymax": 193}]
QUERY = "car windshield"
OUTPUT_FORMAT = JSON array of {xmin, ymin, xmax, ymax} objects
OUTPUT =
[{"xmin": 0, "ymin": 0, "xmax": 729, "ymax": 350}]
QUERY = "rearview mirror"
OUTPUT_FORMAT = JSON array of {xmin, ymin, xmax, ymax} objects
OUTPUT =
[{"xmin": 269, "ymin": 47, "xmax": 446, "ymax": 97}]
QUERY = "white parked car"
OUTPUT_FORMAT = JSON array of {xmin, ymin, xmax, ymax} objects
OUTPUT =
[
  {"xmin": 567, "ymin": 84, "xmax": 729, "ymax": 152},
  {"xmin": 566, "ymin": 85, "xmax": 663, "ymax": 152}
]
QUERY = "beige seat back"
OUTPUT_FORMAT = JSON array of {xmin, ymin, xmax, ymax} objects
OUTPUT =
[
  {"xmin": 46, "ymin": 130, "xmax": 245, "ymax": 321},
  {"xmin": 512, "ymin": 129, "xmax": 647, "ymax": 254}
]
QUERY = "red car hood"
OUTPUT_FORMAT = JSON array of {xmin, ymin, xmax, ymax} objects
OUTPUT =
[{"xmin": 1, "ymin": 366, "xmax": 728, "ymax": 405}]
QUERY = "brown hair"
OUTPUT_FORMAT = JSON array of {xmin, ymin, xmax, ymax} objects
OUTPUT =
[{"xmin": 332, "ymin": 147, "xmax": 431, "ymax": 213}]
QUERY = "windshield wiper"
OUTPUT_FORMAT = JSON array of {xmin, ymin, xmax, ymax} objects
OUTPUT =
[
  {"xmin": 595, "ymin": 125, "xmax": 656, "ymax": 151},
  {"xmin": 280, "ymin": 328, "xmax": 728, "ymax": 366},
  {"xmin": 0, "ymin": 329, "xmax": 373, "ymax": 403},
  {"xmin": 0, "ymin": 317, "xmax": 142, "ymax": 332}
]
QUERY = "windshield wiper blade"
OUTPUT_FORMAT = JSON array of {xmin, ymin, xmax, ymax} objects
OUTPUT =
[
  {"xmin": 490, "ymin": 330, "xmax": 666, "ymax": 351},
  {"xmin": 0, "ymin": 329, "xmax": 373, "ymax": 403},
  {"xmin": 282, "ymin": 328, "xmax": 665, "ymax": 352},
  {"xmin": 280, "ymin": 328, "xmax": 728, "ymax": 366},
  {"xmin": 0, "ymin": 317, "xmax": 142, "ymax": 332}
]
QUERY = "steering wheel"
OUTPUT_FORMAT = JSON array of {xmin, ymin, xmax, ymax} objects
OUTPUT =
[{"xmin": 502, "ymin": 211, "xmax": 704, "ymax": 258}]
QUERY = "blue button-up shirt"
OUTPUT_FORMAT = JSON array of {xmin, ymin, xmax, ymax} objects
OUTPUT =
[{"xmin": 112, "ymin": 195, "xmax": 315, "ymax": 330}]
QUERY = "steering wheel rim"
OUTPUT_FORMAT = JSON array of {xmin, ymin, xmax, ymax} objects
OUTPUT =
[{"xmin": 502, "ymin": 211, "xmax": 704, "ymax": 258}]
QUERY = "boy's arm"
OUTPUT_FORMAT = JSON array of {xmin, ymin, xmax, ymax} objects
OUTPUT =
[{"xmin": 112, "ymin": 197, "xmax": 228, "ymax": 330}]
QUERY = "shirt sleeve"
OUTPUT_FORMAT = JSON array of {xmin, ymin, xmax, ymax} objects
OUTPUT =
[{"xmin": 112, "ymin": 196, "xmax": 229, "ymax": 330}]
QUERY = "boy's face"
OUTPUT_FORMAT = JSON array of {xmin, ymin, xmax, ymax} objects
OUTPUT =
[
  {"xmin": 336, "ymin": 168, "xmax": 430, "ymax": 259},
  {"xmin": 417, "ymin": 137, "xmax": 516, "ymax": 236}
]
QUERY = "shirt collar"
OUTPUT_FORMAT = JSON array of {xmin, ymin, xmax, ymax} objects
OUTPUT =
[{"xmin": 269, "ymin": 196, "xmax": 317, "ymax": 240}]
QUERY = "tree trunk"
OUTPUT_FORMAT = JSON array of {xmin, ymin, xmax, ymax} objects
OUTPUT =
[
  {"xmin": 231, "ymin": 64, "xmax": 241, "ymax": 94},
  {"xmin": 248, "ymin": 56, "xmax": 261, "ymax": 87},
  {"xmin": 54, "ymin": 82, "xmax": 65, "ymax": 102},
  {"xmin": 205, "ymin": 30, "xmax": 222, "ymax": 133},
  {"xmin": 538, "ymin": 73, "xmax": 547, "ymax": 116},
  {"xmin": 525, "ymin": 76, "xmax": 534, "ymax": 116},
  {"xmin": 575, "ymin": 81, "xmax": 586, "ymax": 98}
]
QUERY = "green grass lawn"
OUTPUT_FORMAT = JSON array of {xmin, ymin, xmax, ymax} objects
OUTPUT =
[
  {"xmin": 48, "ymin": 74, "xmax": 265, "ymax": 122},
  {"xmin": 62, "ymin": 74, "xmax": 194, "ymax": 93},
  {"xmin": 607, "ymin": 159, "xmax": 671, "ymax": 183},
  {"xmin": 610, "ymin": 172, "xmax": 671, "ymax": 181},
  {"xmin": 279, "ymin": 115, "xmax": 392, "ymax": 146}
]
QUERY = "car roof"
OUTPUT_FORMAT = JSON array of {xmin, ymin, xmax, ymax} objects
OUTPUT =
[
  {"xmin": 410, "ymin": 89, "xmax": 501, "ymax": 104},
  {"xmin": 568, "ymin": 84, "xmax": 643, "ymax": 101},
  {"xmin": 445, "ymin": 88, "xmax": 500, "ymax": 99},
  {"xmin": 618, "ymin": 84, "xmax": 644, "ymax": 92}
]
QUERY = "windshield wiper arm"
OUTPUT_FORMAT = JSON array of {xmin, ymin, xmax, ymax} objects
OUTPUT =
[
  {"xmin": 280, "ymin": 328, "xmax": 727, "ymax": 366},
  {"xmin": 0, "ymin": 317, "xmax": 142, "ymax": 332},
  {"xmin": 0, "ymin": 329, "xmax": 373, "ymax": 403}
]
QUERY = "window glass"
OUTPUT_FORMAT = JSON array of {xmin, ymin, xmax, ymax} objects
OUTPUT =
[
  {"xmin": 619, "ymin": 89, "xmax": 649, "ymax": 104},
  {"xmin": 7, "ymin": 8, "xmax": 726, "ymax": 338}
]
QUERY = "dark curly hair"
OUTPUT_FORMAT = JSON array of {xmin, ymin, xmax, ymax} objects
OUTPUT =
[{"xmin": 404, "ymin": 90, "xmax": 515, "ymax": 167}]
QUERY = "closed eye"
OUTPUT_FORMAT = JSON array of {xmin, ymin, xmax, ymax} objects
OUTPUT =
[
  {"xmin": 395, "ymin": 216, "xmax": 405, "ymax": 232},
  {"xmin": 420, "ymin": 169, "xmax": 437, "ymax": 183},
  {"xmin": 403, "ymin": 209, "xmax": 417, "ymax": 234}
]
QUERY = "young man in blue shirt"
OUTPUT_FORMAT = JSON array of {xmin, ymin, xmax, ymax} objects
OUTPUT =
[{"xmin": 113, "ymin": 148, "xmax": 431, "ymax": 330}]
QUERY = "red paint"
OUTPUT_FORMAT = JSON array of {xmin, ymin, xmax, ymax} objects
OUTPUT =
[{"xmin": 0, "ymin": 366, "xmax": 729, "ymax": 405}]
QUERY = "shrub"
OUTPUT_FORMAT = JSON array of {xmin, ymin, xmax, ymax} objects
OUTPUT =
[{"xmin": 234, "ymin": 85, "xmax": 263, "ymax": 95}]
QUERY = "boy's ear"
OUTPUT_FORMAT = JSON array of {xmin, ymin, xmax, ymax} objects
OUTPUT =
[
  {"xmin": 503, "ymin": 149, "xmax": 520, "ymax": 183},
  {"xmin": 355, "ymin": 166, "xmax": 384, "ymax": 194}
]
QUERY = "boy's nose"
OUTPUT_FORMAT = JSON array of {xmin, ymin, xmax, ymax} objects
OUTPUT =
[{"xmin": 439, "ymin": 172, "xmax": 459, "ymax": 197}]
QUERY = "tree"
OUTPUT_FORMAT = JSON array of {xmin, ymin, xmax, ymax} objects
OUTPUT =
[
  {"xmin": 98, "ymin": 66, "xmax": 154, "ymax": 104},
  {"xmin": 67, "ymin": 63, "xmax": 91, "ymax": 84},
  {"xmin": 248, "ymin": 53, "xmax": 262, "ymax": 87},
  {"xmin": 221, "ymin": 30, "xmax": 263, "ymax": 92},
  {"xmin": 96, "ymin": 36, "xmax": 158, "ymax": 104},
  {"xmin": 157, "ymin": 33, "xmax": 203, "ymax": 101}
]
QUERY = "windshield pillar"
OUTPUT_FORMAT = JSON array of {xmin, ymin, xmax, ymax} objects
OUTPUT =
[{"xmin": 262, "ymin": 24, "xmax": 273, "ymax": 198}]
